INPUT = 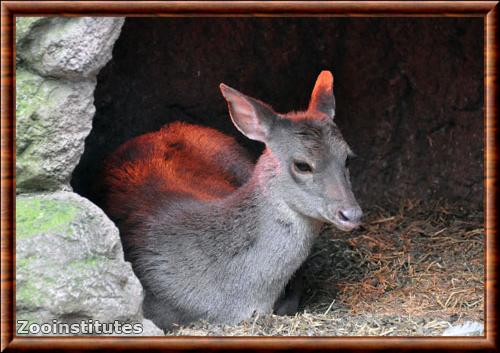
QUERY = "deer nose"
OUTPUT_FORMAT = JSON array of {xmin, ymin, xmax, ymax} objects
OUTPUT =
[{"xmin": 338, "ymin": 207, "xmax": 363, "ymax": 224}]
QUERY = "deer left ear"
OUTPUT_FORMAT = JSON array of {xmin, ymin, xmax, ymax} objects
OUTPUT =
[
  {"xmin": 308, "ymin": 70, "xmax": 335, "ymax": 119},
  {"xmin": 219, "ymin": 83, "xmax": 276, "ymax": 143}
]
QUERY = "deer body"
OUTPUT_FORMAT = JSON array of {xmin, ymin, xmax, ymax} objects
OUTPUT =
[
  {"xmin": 102, "ymin": 71, "xmax": 362, "ymax": 330},
  {"xmin": 139, "ymin": 157, "xmax": 322, "ymax": 328}
]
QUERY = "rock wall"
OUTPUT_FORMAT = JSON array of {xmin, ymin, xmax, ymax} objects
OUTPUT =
[
  {"xmin": 72, "ymin": 18, "xmax": 483, "ymax": 210},
  {"xmin": 15, "ymin": 17, "xmax": 162, "ymax": 335},
  {"xmin": 16, "ymin": 192, "xmax": 161, "ymax": 335},
  {"xmin": 16, "ymin": 17, "xmax": 123, "ymax": 192}
]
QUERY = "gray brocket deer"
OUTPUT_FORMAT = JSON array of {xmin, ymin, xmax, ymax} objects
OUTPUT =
[{"xmin": 101, "ymin": 71, "xmax": 363, "ymax": 330}]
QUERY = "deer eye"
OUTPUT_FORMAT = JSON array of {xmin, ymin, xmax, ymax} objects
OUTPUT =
[{"xmin": 293, "ymin": 160, "xmax": 314, "ymax": 174}]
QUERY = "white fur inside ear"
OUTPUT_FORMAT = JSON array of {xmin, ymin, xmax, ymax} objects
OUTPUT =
[
  {"xmin": 227, "ymin": 99, "xmax": 266, "ymax": 141},
  {"xmin": 220, "ymin": 83, "xmax": 271, "ymax": 142},
  {"xmin": 220, "ymin": 84, "xmax": 266, "ymax": 142},
  {"xmin": 232, "ymin": 100, "xmax": 255, "ymax": 121}
]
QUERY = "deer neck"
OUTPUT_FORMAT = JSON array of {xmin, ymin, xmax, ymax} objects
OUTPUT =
[{"xmin": 218, "ymin": 149, "xmax": 322, "ymax": 261}]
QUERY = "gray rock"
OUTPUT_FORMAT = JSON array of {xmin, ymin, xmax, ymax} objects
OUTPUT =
[
  {"xmin": 16, "ymin": 68, "xmax": 96, "ymax": 193},
  {"xmin": 15, "ymin": 16, "xmax": 162, "ymax": 336},
  {"xmin": 16, "ymin": 191, "xmax": 163, "ymax": 336},
  {"xmin": 17, "ymin": 17, "xmax": 124, "ymax": 80},
  {"xmin": 139, "ymin": 319, "xmax": 165, "ymax": 336},
  {"xmin": 15, "ymin": 16, "xmax": 124, "ymax": 193},
  {"xmin": 442, "ymin": 321, "xmax": 484, "ymax": 336},
  {"xmin": 15, "ymin": 17, "xmax": 50, "ymax": 46}
]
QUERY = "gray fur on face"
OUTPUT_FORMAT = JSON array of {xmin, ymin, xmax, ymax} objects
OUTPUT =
[{"xmin": 101, "ymin": 71, "xmax": 362, "ymax": 330}]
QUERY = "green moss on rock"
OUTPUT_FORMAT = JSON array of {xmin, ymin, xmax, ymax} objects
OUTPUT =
[
  {"xmin": 68, "ymin": 256, "xmax": 106, "ymax": 271},
  {"xmin": 16, "ymin": 281, "xmax": 45, "ymax": 307},
  {"xmin": 16, "ymin": 256, "xmax": 35, "ymax": 269},
  {"xmin": 16, "ymin": 198, "xmax": 78, "ymax": 239},
  {"xmin": 16, "ymin": 17, "xmax": 46, "ymax": 45},
  {"xmin": 15, "ymin": 69, "xmax": 45, "ymax": 123}
]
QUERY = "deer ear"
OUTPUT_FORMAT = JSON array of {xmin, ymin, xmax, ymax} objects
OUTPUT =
[
  {"xmin": 220, "ymin": 83, "xmax": 275, "ymax": 143},
  {"xmin": 308, "ymin": 70, "xmax": 335, "ymax": 119}
]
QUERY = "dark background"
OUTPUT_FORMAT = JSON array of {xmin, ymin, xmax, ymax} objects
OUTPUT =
[{"xmin": 71, "ymin": 17, "xmax": 484, "ymax": 210}]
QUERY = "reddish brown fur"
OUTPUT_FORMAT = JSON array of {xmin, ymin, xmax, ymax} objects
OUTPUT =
[{"xmin": 101, "ymin": 121, "xmax": 253, "ymax": 225}]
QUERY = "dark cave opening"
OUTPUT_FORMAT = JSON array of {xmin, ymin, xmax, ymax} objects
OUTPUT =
[{"xmin": 71, "ymin": 17, "xmax": 484, "ymax": 211}]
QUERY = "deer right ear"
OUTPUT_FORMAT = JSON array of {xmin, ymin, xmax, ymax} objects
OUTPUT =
[
  {"xmin": 308, "ymin": 70, "xmax": 335, "ymax": 119},
  {"xmin": 220, "ymin": 83, "xmax": 275, "ymax": 143}
]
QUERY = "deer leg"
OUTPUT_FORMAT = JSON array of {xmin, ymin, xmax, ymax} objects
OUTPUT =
[{"xmin": 273, "ymin": 266, "xmax": 305, "ymax": 316}]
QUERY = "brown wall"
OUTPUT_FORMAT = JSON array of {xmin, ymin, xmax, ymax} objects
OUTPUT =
[{"xmin": 72, "ymin": 17, "xmax": 483, "ymax": 210}]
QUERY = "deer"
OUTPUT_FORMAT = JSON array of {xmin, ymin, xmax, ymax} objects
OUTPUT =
[{"xmin": 100, "ymin": 71, "xmax": 363, "ymax": 331}]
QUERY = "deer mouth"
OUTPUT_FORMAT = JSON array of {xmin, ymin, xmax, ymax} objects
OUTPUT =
[
  {"xmin": 324, "ymin": 214, "xmax": 360, "ymax": 232},
  {"xmin": 334, "ymin": 219, "xmax": 360, "ymax": 231}
]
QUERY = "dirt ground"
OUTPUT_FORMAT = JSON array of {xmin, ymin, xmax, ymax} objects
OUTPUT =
[{"xmin": 165, "ymin": 199, "xmax": 484, "ymax": 336}]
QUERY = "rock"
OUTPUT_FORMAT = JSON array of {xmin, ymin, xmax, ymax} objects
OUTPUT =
[
  {"xmin": 17, "ymin": 17, "xmax": 124, "ymax": 80},
  {"xmin": 16, "ymin": 191, "xmax": 163, "ymax": 336},
  {"xmin": 442, "ymin": 321, "xmax": 484, "ymax": 336},
  {"xmin": 15, "ymin": 17, "xmax": 162, "ymax": 336},
  {"xmin": 139, "ymin": 319, "xmax": 165, "ymax": 336},
  {"xmin": 16, "ymin": 68, "xmax": 96, "ymax": 193},
  {"xmin": 15, "ymin": 17, "xmax": 49, "ymax": 46},
  {"xmin": 15, "ymin": 16, "xmax": 124, "ymax": 193}
]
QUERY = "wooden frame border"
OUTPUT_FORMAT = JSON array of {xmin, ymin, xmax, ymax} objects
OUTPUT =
[{"xmin": 1, "ymin": 1, "xmax": 498, "ymax": 351}]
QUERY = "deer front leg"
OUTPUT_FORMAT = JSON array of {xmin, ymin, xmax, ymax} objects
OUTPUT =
[{"xmin": 273, "ymin": 266, "xmax": 305, "ymax": 316}]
